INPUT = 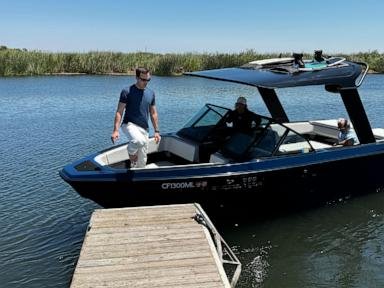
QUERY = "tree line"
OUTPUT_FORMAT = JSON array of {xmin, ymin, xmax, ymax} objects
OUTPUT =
[{"xmin": 0, "ymin": 45, "xmax": 383, "ymax": 76}]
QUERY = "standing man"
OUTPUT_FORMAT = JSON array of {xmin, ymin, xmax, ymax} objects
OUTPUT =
[{"xmin": 111, "ymin": 67, "xmax": 161, "ymax": 168}]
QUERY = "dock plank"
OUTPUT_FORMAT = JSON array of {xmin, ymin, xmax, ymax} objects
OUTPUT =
[{"xmin": 70, "ymin": 204, "xmax": 231, "ymax": 288}]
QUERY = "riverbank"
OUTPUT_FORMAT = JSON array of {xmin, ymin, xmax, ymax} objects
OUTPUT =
[{"xmin": 1, "ymin": 47, "xmax": 383, "ymax": 76}]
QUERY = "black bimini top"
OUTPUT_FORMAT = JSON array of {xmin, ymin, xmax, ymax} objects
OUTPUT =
[{"xmin": 185, "ymin": 58, "xmax": 365, "ymax": 89}]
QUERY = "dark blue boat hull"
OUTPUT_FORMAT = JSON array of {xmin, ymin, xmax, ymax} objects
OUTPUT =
[{"xmin": 60, "ymin": 142, "xmax": 384, "ymax": 216}]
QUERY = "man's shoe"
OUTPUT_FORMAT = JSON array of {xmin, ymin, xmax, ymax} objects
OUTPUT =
[{"xmin": 129, "ymin": 153, "xmax": 138, "ymax": 168}]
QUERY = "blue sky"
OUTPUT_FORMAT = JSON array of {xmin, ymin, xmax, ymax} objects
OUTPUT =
[{"xmin": 1, "ymin": 0, "xmax": 383, "ymax": 54}]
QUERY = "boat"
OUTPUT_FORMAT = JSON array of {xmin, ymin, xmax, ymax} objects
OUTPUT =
[{"xmin": 60, "ymin": 53, "xmax": 384, "ymax": 213}]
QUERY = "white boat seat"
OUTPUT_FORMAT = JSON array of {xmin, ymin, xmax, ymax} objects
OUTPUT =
[
  {"xmin": 373, "ymin": 128, "xmax": 384, "ymax": 139},
  {"xmin": 309, "ymin": 120, "xmax": 340, "ymax": 138},
  {"xmin": 278, "ymin": 140, "xmax": 331, "ymax": 154},
  {"xmin": 309, "ymin": 140, "xmax": 332, "ymax": 149},
  {"xmin": 159, "ymin": 136, "xmax": 199, "ymax": 162},
  {"xmin": 209, "ymin": 152, "xmax": 229, "ymax": 164},
  {"xmin": 145, "ymin": 161, "xmax": 174, "ymax": 168}
]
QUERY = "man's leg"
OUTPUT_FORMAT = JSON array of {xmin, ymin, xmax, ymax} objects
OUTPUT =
[
  {"xmin": 121, "ymin": 123, "xmax": 148, "ymax": 168},
  {"xmin": 136, "ymin": 133, "xmax": 149, "ymax": 168}
]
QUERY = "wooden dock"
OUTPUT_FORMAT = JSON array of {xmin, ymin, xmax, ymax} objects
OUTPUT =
[{"xmin": 70, "ymin": 203, "xmax": 240, "ymax": 288}]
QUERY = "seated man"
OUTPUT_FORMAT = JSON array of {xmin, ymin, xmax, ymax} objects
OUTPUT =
[
  {"xmin": 336, "ymin": 118, "xmax": 359, "ymax": 146},
  {"xmin": 225, "ymin": 97, "xmax": 261, "ymax": 134}
]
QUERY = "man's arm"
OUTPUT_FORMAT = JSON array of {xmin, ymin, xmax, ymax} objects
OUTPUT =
[
  {"xmin": 339, "ymin": 138, "xmax": 354, "ymax": 146},
  {"xmin": 150, "ymin": 105, "xmax": 161, "ymax": 143},
  {"xmin": 225, "ymin": 110, "xmax": 234, "ymax": 123},
  {"xmin": 252, "ymin": 112, "xmax": 262, "ymax": 127},
  {"xmin": 111, "ymin": 102, "xmax": 126, "ymax": 144},
  {"xmin": 337, "ymin": 133, "xmax": 354, "ymax": 146}
]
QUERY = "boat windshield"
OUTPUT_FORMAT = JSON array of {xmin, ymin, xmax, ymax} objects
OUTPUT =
[
  {"xmin": 177, "ymin": 104, "xmax": 230, "ymax": 142},
  {"xmin": 176, "ymin": 103, "xmax": 314, "ymax": 160},
  {"xmin": 221, "ymin": 122, "xmax": 313, "ymax": 160}
]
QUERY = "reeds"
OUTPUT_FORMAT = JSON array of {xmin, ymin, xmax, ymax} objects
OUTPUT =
[
  {"xmin": 348, "ymin": 50, "xmax": 384, "ymax": 73},
  {"xmin": 0, "ymin": 47, "xmax": 383, "ymax": 76}
]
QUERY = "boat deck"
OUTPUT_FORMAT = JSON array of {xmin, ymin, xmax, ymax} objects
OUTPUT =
[{"xmin": 70, "ymin": 204, "xmax": 235, "ymax": 288}]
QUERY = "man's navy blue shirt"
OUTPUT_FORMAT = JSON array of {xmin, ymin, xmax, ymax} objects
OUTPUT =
[{"xmin": 119, "ymin": 84, "xmax": 155, "ymax": 130}]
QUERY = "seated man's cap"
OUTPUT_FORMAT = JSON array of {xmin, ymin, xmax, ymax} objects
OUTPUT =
[{"xmin": 236, "ymin": 96, "xmax": 247, "ymax": 105}]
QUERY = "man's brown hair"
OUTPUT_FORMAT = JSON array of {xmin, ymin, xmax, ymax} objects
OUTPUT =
[{"xmin": 136, "ymin": 67, "xmax": 150, "ymax": 77}]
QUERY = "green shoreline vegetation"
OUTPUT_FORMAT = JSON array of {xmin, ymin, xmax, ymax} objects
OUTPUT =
[{"xmin": 1, "ymin": 45, "xmax": 384, "ymax": 76}]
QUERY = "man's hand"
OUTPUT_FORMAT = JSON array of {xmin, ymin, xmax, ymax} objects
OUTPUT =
[
  {"xmin": 111, "ymin": 131, "xmax": 119, "ymax": 144},
  {"xmin": 154, "ymin": 132, "xmax": 161, "ymax": 144}
]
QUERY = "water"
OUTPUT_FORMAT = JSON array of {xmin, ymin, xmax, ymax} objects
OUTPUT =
[{"xmin": 0, "ymin": 74, "xmax": 384, "ymax": 287}]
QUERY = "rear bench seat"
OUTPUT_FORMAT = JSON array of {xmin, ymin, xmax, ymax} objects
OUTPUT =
[
  {"xmin": 373, "ymin": 128, "xmax": 384, "ymax": 140},
  {"xmin": 311, "ymin": 119, "xmax": 384, "ymax": 141},
  {"xmin": 278, "ymin": 140, "xmax": 331, "ymax": 154},
  {"xmin": 309, "ymin": 120, "xmax": 340, "ymax": 138}
]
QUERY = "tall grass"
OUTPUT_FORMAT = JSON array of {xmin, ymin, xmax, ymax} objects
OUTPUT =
[
  {"xmin": 348, "ymin": 50, "xmax": 384, "ymax": 72},
  {"xmin": 0, "ymin": 47, "xmax": 383, "ymax": 76}
]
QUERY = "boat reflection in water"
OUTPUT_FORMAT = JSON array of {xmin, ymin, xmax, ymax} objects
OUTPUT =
[{"xmin": 60, "ymin": 53, "xmax": 384, "ymax": 216}]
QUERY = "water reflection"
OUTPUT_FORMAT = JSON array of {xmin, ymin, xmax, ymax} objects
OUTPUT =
[{"xmin": 223, "ymin": 192, "xmax": 384, "ymax": 287}]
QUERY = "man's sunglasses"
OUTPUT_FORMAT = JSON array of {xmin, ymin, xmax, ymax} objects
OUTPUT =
[{"xmin": 139, "ymin": 77, "xmax": 151, "ymax": 82}]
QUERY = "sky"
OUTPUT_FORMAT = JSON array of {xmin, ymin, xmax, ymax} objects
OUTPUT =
[{"xmin": 1, "ymin": 0, "xmax": 383, "ymax": 54}]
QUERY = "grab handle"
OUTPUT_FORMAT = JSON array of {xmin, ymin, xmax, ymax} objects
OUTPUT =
[{"xmin": 355, "ymin": 61, "xmax": 369, "ymax": 87}]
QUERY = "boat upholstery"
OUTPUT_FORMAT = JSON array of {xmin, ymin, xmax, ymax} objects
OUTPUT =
[
  {"xmin": 309, "ymin": 120, "xmax": 340, "ymax": 138},
  {"xmin": 95, "ymin": 138, "xmax": 161, "ymax": 166},
  {"xmin": 310, "ymin": 120, "xmax": 384, "ymax": 141},
  {"xmin": 145, "ymin": 161, "xmax": 174, "ymax": 168},
  {"xmin": 283, "ymin": 122, "xmax": 313, "ymax": 134},
  {"xmin": 95, "ymin": 145, "xmax": 129, "ymax": 165},
  {"xmin": 209, "ymin": 152, "xmax": 229, "ymax": 164},
  {"xmin": 279, "ymin": 140, "xmax": 331, "ymax": 154},
  {"xmin": 372, "ymin": 128, "xmax": 384, "ymax": 140},
  {"xmin": 158, "ymin": 136, "xmax": 199, "ymax": 163},
  {"xmin": 309, "ymin": 140, "xmax": 332, "ymax": 149}
]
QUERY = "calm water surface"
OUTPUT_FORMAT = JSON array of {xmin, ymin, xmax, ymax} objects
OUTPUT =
[{"xmin": 1, "ymin": 75, "xmax": 384, "ymax": 287}]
